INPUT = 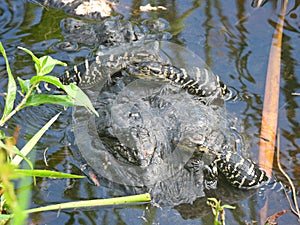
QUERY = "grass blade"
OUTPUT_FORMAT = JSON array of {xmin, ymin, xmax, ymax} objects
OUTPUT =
[
  {"xmin": 23, "ymin": 94, "xmax": 75, "ymax": 108},
  {"xmin": 14, "ymin": 169, "xmax": 85, "ymax": 179},
  {"xmin": 25, "ymin": 193, "xmax": 151, "ymax": 214},
  {"xmin": 0, "ymin": 42, "xmax": 17, "ymax": 123},
  {"xmin": 11, "ymin": 112, "xmax": 61, "ymax": 165}
]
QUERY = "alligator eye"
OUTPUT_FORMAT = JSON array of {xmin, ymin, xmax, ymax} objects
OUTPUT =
[{"xmin": 142, "ymin": 66, "xmax": 149, "ymax": 71}]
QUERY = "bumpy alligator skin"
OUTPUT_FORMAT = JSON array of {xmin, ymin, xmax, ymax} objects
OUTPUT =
[
  {"xmin": 62, "ymin": 40, "xmax": 269, "ymax": 191},
  {"xmin": 201, "ymin": 150, "xmax": 269, "ymax": 189},
  {"xmin": 73, "ymin": 66, "xmax": 268, "ymax": 198},
  {"xmin": 214, "ymin": 151, "xmax": 269, "ymax": 189},
  {"xmin": 58, "ymin": 41, "xmax": 227, "ymax": 101},
  {"xmin": 61, "ymin": 18, "xmax": 171, "ymax": 46},
  {"xmin": 126, "ymin": 61, "xmax": 228, "ymax": 97},
  {"xmin": 32, "ymin": 4, "xmax": 269, "ymax": 193},
  {"xmin": 59, "ymin": 42, "xmax": 159, "ymax": 87}
]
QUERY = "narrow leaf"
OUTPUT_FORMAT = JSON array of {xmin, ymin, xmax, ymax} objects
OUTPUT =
[
  {"xmin": 23, "ymin": 94, "xmax": 75, "ymax": 108},
  {"xmin": 25, "ymin": 194, "xmax": 151, "ymax": 214},
  {"xmin": 0, "ymin": 140, "xmax": 33, "ymax": 169},
  {"xmin": 13, "ymin": 176, "xmax": 31, "ymax": 225},
  {"xmin": 12, "ymin": 145, "xmax": 34, "ymax": 169},
  {"xmin": 30, "ymin": 75, "xmax": 64, "ymax": 89},
  {"xmin": 17, "ymin": 77, "xmax": 30, "ymax": 93},
  {"xmin": 222, "ymin": 204, "xmax": 236, "ymax": 210},
  {"xmin": 29, "ymin": 76, "xmax": 98, "ymax": 115},
  {"xmin": 14, "ymin": 169, "xmax": 85, "ymax": 179},
  {"xmin": 0, "ymin": 130, "xmax": 5, "ymax": 139},
  {"xmin": 11, "ymin": 112, "xmax": 61, "ymax": 165},
  {"xmin": 0, "ymin": 42, "xmax": 17, "ymax": 123},
  {"xmin": 63, "ymin": 84, "xmax": 99, "ymax": 116},
  {"xmin": 17, "ymin": 47, "xmax": 39, "ymax": 66},
  {"xmin": 37, "ymin": 56, "xmax": 67, "ymax": 76}
]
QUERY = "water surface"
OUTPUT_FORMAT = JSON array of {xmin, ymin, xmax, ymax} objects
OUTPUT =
[{"xmin": 0, "ymin": 0, "xmax": 299, "ymax": 224}]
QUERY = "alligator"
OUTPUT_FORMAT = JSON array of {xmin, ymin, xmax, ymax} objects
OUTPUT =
[
  {"xmin": 60, "ymin": 17, "xmax": 171, "ymax": 47},
  {"xmin": 59, "ymin": 38, "xmax": 269, "ymax": 198},
  {"xmin": 32, "ymin": 2, "xmax": 270, "ymax": 204},
  {"xmin": 59, "ymin": 41, "xmax": 227, "ymax": 102}
]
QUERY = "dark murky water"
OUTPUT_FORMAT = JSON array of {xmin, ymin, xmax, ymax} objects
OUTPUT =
[{"xmin": 0, "ymin": 0, "xmax": 300, "ymax": 224}]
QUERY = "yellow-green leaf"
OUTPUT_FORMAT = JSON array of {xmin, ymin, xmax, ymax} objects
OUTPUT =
[
  {"xmin": 14, "ymin": 169, "xmax": 85, "ymax": 179},
  {"xmin": 0, "ymin": 42, "xmax": 17, "ymax": 124},
  {"xmin": 63, "ymin": 84, "xmax": 99, "ymax": 116}
]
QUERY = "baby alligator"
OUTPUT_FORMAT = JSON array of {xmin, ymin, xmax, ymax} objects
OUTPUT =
[
  {"xmin": 58, "ymin": 41, "xmax": 227, "ymax": 99},
  {"xmin": 126, "ymin": 61, "xmax": 228, "ymax": 97},
  {"xmin": 205, "ymin": 151, "xmax": 269, "ymax": 189}
]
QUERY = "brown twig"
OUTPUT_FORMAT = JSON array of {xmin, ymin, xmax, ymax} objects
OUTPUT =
[
  {"xmin": 259, "ymin": 0, "xmax": 288, "ymax": 223},
  {"xmin": 259, "ymin": 0, "xmax": 288, "ymax": 179}
]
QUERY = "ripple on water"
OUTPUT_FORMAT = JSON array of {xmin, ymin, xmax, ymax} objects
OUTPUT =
[{"xmin": 0, "ymin": 0, "xmax": 26, "ymax": 38}]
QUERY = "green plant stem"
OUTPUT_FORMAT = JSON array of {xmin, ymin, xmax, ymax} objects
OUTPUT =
[
  {"xmin": 0, "ymin": 83, "xmax": 37, "ymax": 127},
  {"xmin": 25, "ymin": 193, "xmax": 151, "ymax": 214},
  {"xmin": 214, "ymin": 211, "xmax": 220, "ymax": 225}
]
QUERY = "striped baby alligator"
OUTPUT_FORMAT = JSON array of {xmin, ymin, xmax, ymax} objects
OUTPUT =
[
  {"xmin": 60, "ymin": 40, "xmax": 269, "ymax": 192},
  {"xmin": 59, "ymin": 41, "xmax": 227, "ymax": 101}
]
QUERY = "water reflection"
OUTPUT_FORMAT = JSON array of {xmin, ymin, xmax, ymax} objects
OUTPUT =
[{"xmin": 0, "ymin": 0, "xmax": 300, "ymax": 224}]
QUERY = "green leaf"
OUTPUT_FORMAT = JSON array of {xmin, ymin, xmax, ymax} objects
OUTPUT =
[
  {"xmin": 25, "ymin": 193, "xmax": 151, "ymax": 214},
  {"xmin": 11, "ymin": 112, "xmax": 61, "ymax": 165},
  {"xmin": 11, "ymin": 146, "xmax": 34, "ymax": 169},
  {"xmin": 18, "ymin": 46, "xmax": 66, "ymax": 76},
  {"xmin": 30, "ymin": 75, "xmax": 64, "ymax": 89},
  {"xmin": 63, "ymin": 84, "xmax": 99, "ymax": 116},
  {"xmin": 222, "ymin": 204, "xmax": 236, "ymax": 210},
  {"xmin": 207, "ymin": 198, "xmax": 219, "ymax": 205},
  {"xmin": 17, "ymin": 47, "xmax": 39, "ymax": 65},
  {"xmin": 0, "ymin": 140, "xmax": 33, "ymax": 169},
  {"xmin": 23, "ymin": 94, "xmax": 75, "ymax": 108},
  {"xmin": 14, "ymin": 169, "xmax": 85, "ymax": 179},
  {"xmin": 14, "ymin": 177, "xmax": 30, "ymax": 225},
  {"xmin": 0, "ymin": 129, "xmax": 5, "ymax": 139},
  {"xmin": 29, "ymin": 76, "xmax": 98, "ymax": 115},
  {"xmin": 17, "ymin": 77, "xmax": 30, "ymax": 93},
  {"xmin": 0, "ymin": 214, "xmax": 12, "ymax": 221},
  {"xmin": 36, "ymin": 56, "xmax": 67, "ymax": 76},
  {"xmin": 0, "ymin": 42, "xmax": 17, "ymax": 123}
]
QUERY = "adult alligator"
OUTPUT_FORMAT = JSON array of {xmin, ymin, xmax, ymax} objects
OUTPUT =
[
  {"xmin": 33, "ymin": 2, "xmax": 270, "ymax": 205},
  {"xmin": 59, "ymin": 39, "xmax": 269, "ymax": 205}
]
